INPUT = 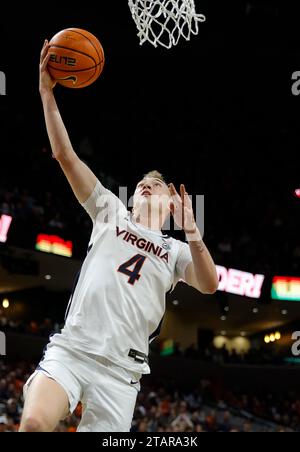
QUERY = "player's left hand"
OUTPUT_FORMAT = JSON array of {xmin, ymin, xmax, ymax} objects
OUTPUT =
[{"xmin": 168, "ymin": 183, "xmax": 197, "ymax": 234}]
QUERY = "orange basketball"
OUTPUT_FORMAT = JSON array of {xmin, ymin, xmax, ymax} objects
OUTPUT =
[{"xmin": 47, "ymin": 28, "xmax": 105, "ymax": 88}]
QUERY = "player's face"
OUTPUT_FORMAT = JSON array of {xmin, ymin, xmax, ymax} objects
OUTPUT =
[
  {"xmin": 134, "ymin": 177, "xmax": 170, "ymax": 199},
  {"xmin": 133, "ymin": 177, "xmax": 171, "ymax": 212}
]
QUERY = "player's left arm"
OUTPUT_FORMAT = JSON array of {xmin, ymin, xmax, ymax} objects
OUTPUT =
[{"xmin": 169, "ymin": 183, "xmax": 219, "ymax": 294}]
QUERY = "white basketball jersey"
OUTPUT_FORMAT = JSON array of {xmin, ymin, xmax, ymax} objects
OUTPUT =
[{"xmin": 51, "ymin": 180, "xmax": 192, "ymax": 374}]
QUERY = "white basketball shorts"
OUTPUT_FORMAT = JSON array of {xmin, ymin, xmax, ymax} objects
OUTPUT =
[{"xmin": 23, "ymin": 340, "xmax": 141, "ymax": 432}]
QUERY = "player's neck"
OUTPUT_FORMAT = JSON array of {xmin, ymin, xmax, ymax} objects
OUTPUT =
[{"xmin": 131, "ymin": 210, "xmax": 163, "ymax": 232}]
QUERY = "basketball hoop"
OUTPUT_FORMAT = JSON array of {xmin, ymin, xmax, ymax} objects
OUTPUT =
[{"xmin": 128, "ymin": 0, "xmax": 206, "ymax": 49}]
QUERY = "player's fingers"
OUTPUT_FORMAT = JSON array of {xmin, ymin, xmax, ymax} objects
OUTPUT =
[
  {"xmin": 181, "ymin": 184, "xmax": 192, "ymax": 204},
  {"xmin": 40, "ymin": 41, "xmax": 50, "ymax": 63},
  {"xmin": 41, "ymin": 52, "xmax": 51, "ymax": 72},
  {"xmin": 179, "ymin": 185, "xmax": 186, "ymax": 227},
  {"xmin": 181, "ymin": 184, "xmax": 192, "ymax": 207},
  {"xmin": 180, "ymin": 184, "xmax": 186, "ymax": 204},
  {"xmin": 40, "ymin": 40, "xmax": 47, "ymax": 60},
  {"xmin": 169, "ymin": 183, "xmax": 181, "ymax": 203},
  {"xmin": 168, "ymin": 184, "xmax": 176, "ymax": 202},
  {"xmin": 168, "ymin": 183, "xmax": 176, "ymax": 196}
]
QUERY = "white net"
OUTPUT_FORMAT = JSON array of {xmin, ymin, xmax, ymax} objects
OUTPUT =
[{"xmin": 128, "ymin": 0, "xmax": 206, "ymax": 49}]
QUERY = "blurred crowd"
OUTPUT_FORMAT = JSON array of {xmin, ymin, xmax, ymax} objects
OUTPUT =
[
  {"xmin": 0, "ymin": 314, "xmax": 60, "ymax": 338},
  {"xmin": 0, "ymin": 311, "xmax": 292, "ymax": 367},
  {"xmin": 0, "ymin": 360, "xmax": 297, "ymax": 432},
  {"xmin": 0, "ymin": 184, "xmax": 91, "ymax": 259},
  {"xmin": 152, "ymin": 340, "xmax": 289, "ymax": 366}
]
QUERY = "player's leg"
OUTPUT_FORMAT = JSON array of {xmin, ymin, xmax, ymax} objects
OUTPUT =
[{"xmin": 19, "ymin": 372, "xmax": 69, "ymax": 432}]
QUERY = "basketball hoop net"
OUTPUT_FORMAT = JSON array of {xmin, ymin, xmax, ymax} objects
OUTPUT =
[{"xmin": 128, "ymin": 0, "xmax": 205, "ymax": 49}]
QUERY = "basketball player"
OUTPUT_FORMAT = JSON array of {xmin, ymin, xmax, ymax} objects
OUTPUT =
[{"xmin": 19, "ymin": 41, "xmax": 218, "ymax": 432}]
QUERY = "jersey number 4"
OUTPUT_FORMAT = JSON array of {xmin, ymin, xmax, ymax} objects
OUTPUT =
[{"xmin": 118, "ymin": 254, "xmax": 147, "ymax": 285}]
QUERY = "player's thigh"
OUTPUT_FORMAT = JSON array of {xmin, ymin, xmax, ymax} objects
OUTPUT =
[{"xmin": 21, "ymin": 372, "xmax": 69, "ymax": 431}]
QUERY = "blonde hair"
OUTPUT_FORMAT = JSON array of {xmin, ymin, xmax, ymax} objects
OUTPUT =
[{"xmin": 143, "ymin": 170, "xmax": 166, "ymax": 184}]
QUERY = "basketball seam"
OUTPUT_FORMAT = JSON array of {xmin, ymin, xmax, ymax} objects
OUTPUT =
[
  {"xmin": 59, "ymin": 65, "xmax": 97, "ymax": 88},
  {"xmin": 65, "ymin": 28, "xmax": 104, "ymax": 66},
  {"xmin": 76, "ymin": 65, "xmax": 98, "ymax": 88},
  {"xmin": 49, "ymin": 44, "xmax": 97, "ymax": 66},
  {"xmin": 48, "ymin": 62, "xmax": 102, "ymax": 73},
  {"xmin": 51, "ymin": 63, "xmax": 99, "ymax": 88}
]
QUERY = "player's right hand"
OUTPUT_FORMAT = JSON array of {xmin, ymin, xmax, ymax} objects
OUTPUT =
[{"xmin": 39, "ymin": 39, "xmax": 57, "ymax": 94}]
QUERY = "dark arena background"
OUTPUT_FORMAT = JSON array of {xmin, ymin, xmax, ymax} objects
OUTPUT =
[{"xmin": 0, "ymin": 0, "xmax": 300, "ymax": 434}]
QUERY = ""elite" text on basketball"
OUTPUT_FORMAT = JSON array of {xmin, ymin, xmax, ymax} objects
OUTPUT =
[{"xmin": 49, "ymin": 55, "xmax": 76, "ymax": 67}]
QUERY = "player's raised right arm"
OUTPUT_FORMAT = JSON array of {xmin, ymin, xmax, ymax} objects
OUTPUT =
[{"xmin": 39, "ymin": 40, "xmax": 97, "ymax": 204}]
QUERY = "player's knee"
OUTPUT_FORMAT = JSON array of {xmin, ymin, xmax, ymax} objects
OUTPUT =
[{"xmin": 20, "ymin": 414, "xmax": 51, "ymax": 432}]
